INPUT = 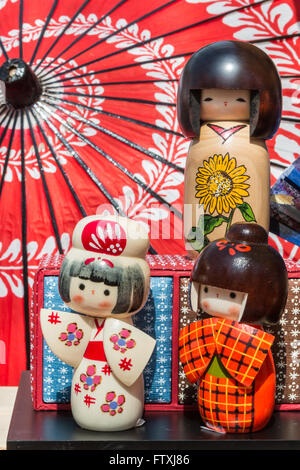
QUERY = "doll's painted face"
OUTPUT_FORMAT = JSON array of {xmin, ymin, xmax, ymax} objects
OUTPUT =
[
  {"xmin": 69, "ymin": 277, "xmax": 118, "ymax": 317},
  {"xmin": 200, "ymin": 284, "xmax": 248, "ymax": 322},
  {"xmin": 200, "ymin": 89, "xmax": 250, "ymax": 121}
]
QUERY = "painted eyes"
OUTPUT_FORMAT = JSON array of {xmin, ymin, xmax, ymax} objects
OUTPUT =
[
  {"xmin": 203, "ymin": 97, "xmax": 246, "ymax": 103},
  {"xmin": 203, "ymin": 286, "xmax": 237, "ymax": 299},
  {"xmin": 78, "ymin": 283, "xmax": 110, "ymax": 296}
]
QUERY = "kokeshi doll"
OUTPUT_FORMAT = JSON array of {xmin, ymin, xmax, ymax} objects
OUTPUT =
[
  {"xmin": 179, "ymin": 223, "xmax": 288, "ymax": 433},
  {"xmin": 40, "ymin": 215, "xmax": 156, "ymax": 432},
  {"xmin": 177, "ymin": 40, "xmax": 282, "ymax": 259}
]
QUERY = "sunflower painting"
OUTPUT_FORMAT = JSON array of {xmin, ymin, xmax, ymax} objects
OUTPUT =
[
  {"xmin": 195, "ymin": 153, "xmax": 250, "ymax": 214},
  {"xmin": 187, "ymin": 153, "xmax": 256, "ymax": 253}
]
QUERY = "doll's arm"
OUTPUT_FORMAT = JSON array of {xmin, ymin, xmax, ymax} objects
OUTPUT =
[
  {"xmin": 40, "ymin": 308, "xmax": 93, "ymax": 368},
  {"xmin": 215, "ymin": 319, "xmax": 275, "ymax": 387},
  {"xmin": 179, "ymin": 321, "xmax": 215, "ymax": 383},
  {"xmin": 103, "ymin": 318, "xmax": 156, "ymax": 387}
]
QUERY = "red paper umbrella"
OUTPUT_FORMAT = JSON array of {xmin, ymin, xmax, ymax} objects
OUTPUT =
[{"xmin": 0, "ymin": 0, "xmax": 299, "ymax": 385}]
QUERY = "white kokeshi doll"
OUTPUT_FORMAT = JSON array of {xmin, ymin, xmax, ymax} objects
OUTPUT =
[{"xmin": 40, "ymin": 215, "xmax": 156, "ymax": 432}]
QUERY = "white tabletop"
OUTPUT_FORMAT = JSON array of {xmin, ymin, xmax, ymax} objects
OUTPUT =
[{"xmin": 0, "ymin": 387, "xmax": 17, "ymax": 450}]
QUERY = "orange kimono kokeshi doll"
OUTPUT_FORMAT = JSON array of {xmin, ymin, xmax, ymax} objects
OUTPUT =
[{"xmin": 179, "ymin": 223, "xmax": 288, "ymax": 433}]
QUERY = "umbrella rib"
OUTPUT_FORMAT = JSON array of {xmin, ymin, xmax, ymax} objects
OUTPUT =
[
  {"xmin": 29, "ymin": 107, "xmax": 87, "ymax": 217},
  {"xmin": 40, "ymin": 52, "xmax": 193, "ymax": 86},
  {"xmin": 250, "ymin": 32, "xmax": 300, "ymax": 45},
  {"xmin": 41, "ymin": 97, "xmax": 184, "ymax": 173},
  {"xmin": 39, "ymin": 0, "xmax": 270, "ymax": 84},
  {"xmin": 20, "ymin": 109, "xmax": 30, "ymax": 369},
  {"xmin": 0, "ymin": 111, "xmax": 17, "ymax": 199},
  {"xmin": 0, "ymin": 38, "xmax": 9, "ymax": 61},
  {"xmin": 44, "ymin": 78, "xmax": 179, "ymax": 90},
  {"xmin": 43, "ymin": 94, "xmax": 183, "ymax": 137},
  {"xmin": 281, "ymin": 75, "xmax": 300, "ymax": 79},
  {"xmin": 33, "ymin": 0, "xmax": 92, "ymax": 74},
  {"xmin": 281, "ymin": 117, "xmax": 300, "ymax": 123},
  {"xmin": 29, "ymin": 0, "xmax": 59, "ymax": 66},
  {"xmin": 0, "ymin": 110, "xmax": 14, "ymax": 146},
  {"xmin": 44, "ymin": 90, "xmax": 175, "ymax": 107},
  {"xmin": 32, "ymin": 104, "xmax": 161, "ymax": 255},
  {"xmin": 25, "ymin": 108, "xmax": 64, "ymax": 254},
  {"xmin": 38, "ymin": 0, "xmax": 128, "ymax": 80},
  {"xmin": 36, "ymin": 101, "xmax": 183, "ymax": 220},
  {"xmin": 19, "ymin": 0, "xmax": 24, "ymax": 60},
  {"xmin": 32, "ymin": 103, "xmax": 126, "ymax": 216},
  {"xmin": 42, "ymin": 27, "xmax": 300, "ymax": 86},
  {"xmin": 38, "ymin": 0, "xmax": 179, "ymax": 82}
]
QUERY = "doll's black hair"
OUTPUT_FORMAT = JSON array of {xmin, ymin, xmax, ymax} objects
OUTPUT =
[
  {"xmin": 59, "ymin": 257, "xmax": 145, "ymax": 314},
  {"xmin": 177, "ymin": 40, "xmax": 282, "ymax": 140},
  {"xmin": 191, "ymin": 223, "xmax": 288, "ymax": 325}
]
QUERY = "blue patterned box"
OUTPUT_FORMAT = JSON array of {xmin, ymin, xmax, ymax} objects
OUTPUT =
[{"xmin": 30, "ymin": 254, "xmax": 193, "ymax": 410}]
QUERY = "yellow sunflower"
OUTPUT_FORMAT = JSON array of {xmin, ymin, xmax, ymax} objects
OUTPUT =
[{"xmin": 195, "ymin": 153, "xmax": 250, "ymax": 215}]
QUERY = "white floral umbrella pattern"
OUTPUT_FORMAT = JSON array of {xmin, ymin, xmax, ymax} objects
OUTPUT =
[{"xmin": 0, "ymin": 0, "xmax": 299, "ymax": 384}]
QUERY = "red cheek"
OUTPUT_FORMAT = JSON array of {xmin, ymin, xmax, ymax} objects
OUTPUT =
[
  {"xmin": 98, "ymin": 301, "xmax": 112, "ymax": 309},
  {"xmin": 202, "ymin": 301, "xmax": 210, "ymax": 310},
  {"xmin": 228, "ymin": 305, "xmax": 240, "ymax": 317},
  {"xmin": 73, "ymin": 294, "xmax": 84, "ymax": 303}
]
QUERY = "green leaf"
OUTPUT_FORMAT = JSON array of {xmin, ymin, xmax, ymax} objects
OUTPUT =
[
  {"xmin": 203, "ymin": 214, "xmax": 227, "ymax": 234},
  {"xmin": 237, "ymin": 202, "xmax": 256, "ymax": 222},
  {"xmin": 187, "ymin": 226, "xmax": 209, "ymax": 253}
]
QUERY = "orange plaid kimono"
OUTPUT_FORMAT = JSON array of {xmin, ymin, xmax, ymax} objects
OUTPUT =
[{"xmin": 179, "ymin": 318, "xmax": 275, "ymax": 433}]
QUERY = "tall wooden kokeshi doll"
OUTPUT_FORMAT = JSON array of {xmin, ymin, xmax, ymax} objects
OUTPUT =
[
  {"xmin": 179, "ymin": 223, "xmax": 288, "ymax": 433},
  {"xmin": 177, "ymin": 40, "xmax": 282, "ymax": 258},
  {"xmin": 40, "ymin": 215, "xmax": 156, "ymax": 432}
]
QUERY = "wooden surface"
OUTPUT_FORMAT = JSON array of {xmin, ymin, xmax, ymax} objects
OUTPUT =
[{"xmin": 6, "ymin": 371, "xmax": 300, "ymax": 451}]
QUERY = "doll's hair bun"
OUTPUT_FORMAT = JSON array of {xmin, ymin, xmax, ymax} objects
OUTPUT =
[{"xmin": 226, "ymin": 222, "xmax": 268, "ymax": 245}]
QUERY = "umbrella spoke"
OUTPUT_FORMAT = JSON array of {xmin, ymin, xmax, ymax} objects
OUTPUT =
[
  {"xmin": 0, "ymin": 111, "xmax": 18, "ymax": 199},
  {"xmin": 281, "ymin": 117, "xmax": 300, "ymax": 123},
  {"xmin": 42, "ymin": 97, "xmax": 184, "ymax": 173},
  {"xmin": 40, "ymin": 51, "xmax": 193, "ymax": 86},
  {"xmin": 19, "ymin": 0, "xmax": 24, "ymax": 59},
  {"xmin": 251, "ymin": 32, "xmax": 300, "ymax": 45},
  {"xmin": 38, "ymin": 0, "xmax": 128, "ymax": 80},
  {"xmin": 20, "ymin": 109, "xmax": 30, "ymax": 369},
  {"xmin": 36, "ymin": 101, "xmax": 183, "ymax": 220},
  {"xmin": 0, "ymin": 39, "xmax": 9, "ymax": 61},
  {"xmin": 38, "ymin": 0, "xmax": 179, "ymax": 82},
  {"xmin": 33, "ymin": 0, "xmax": 92, "ymax": 74},
  {"xmin": 29, "ymin": 107, "xmax": 87, "ymax": 218},
  {"xmin": 42, "ymin": 94, "xmax": 184, "ymax": 137},
  {"xmin": 44, "ymin": 90, "xmax": 176, "ymax": 107},
  {"xmin": 40, "ymin": 0, "xmax": 270, "ymax": 85},
  {"xmin": 32, "ymin": 102, "xmax": 126, "ymax": 216},
  {"xmin": 31, "ymin": 104, "xmax": 158, "ymax": 254},
  {"xmin": 25, "ymin": 108, "xmax": 63, "ymax": 254},
  {"xmin": 44, "ymin": 78, "xmax": 178, "ymax": 90},
  {"xmin": 29, "ymin": 0, "xmax": 59, "ymax": 66}
]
